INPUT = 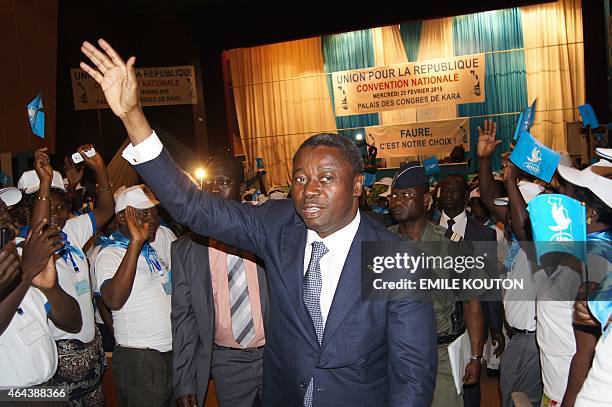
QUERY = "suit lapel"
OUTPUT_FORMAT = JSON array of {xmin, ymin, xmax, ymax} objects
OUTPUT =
[
  {"xmin": 320, "ymin": 221, "xmax": 367, "ymax": 350},
  {"xmin": 279, "ymin": 223, "xmax": 319, "ymax": 344}
]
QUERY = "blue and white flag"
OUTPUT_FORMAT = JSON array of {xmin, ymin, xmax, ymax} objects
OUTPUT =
[
  {"xmin": 363, "ymin": 172, "xmax": 376, "ymax": 188},
  {"xmin": 527, "ymin": 194, "xmax": 586, "ymax": 263},
  {"xmin": 27, "ymin": 92, "xmax": 44, "ymax": 138},
  {"xmin": 513, "ymin": 99, "xmax": 536, "ymax": 142},
  {"xmin": 423, "ymin": 156, "xmax": 440, "ymax": 176},
  {"xmin": 509, "ymin": 131, "xmax": 560, "ymax": 183},
  {"xmin": 578, "ymin": 103, "xmax": 599, "ymax": 128}
]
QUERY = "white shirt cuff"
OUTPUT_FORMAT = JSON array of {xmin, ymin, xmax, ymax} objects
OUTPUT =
[{"xmin": 121, "ymin": 131, "xmax": 163, "ymax": 165}]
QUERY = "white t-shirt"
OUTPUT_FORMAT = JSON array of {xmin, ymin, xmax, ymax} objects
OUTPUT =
[
  {"xmin": 95, "ymin": 226, "xmax": 176, "ymax": 352},
  {"xmin": 0, "ymin": 287, "xmax": 57, "ymax": 388},
  {"xmin": 537, "ymin": 256, "xmax": 609, "ymax": 402},
  {"xmin": 50, "ymin": 214, "xmax": 96, "ymax": 342},
  {"xmin": 503, "ymin": 248, "xmax": 547, "ymax": 331},
  {"xmin": 575, "ymin": 331, "xmax": 612, "ymax": 407}
]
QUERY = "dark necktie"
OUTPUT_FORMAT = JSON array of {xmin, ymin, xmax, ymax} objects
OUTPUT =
[
  {"xmin": 302, "ymin": 241, "xmax": 328, "ymax": 407},
  {"xmin": 444, "ymin": 218, "xmax": 456, "ymax": 239}
]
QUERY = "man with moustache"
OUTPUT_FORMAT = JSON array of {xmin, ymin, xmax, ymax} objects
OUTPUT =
[
  {"xmin": 172, "ymin": 155, "xmax": 268, "ymax": 407},
  {"xmin": 81, "ymin": 38, "xmax": 436, "ymax": 407},
  {"xmin": 388, "ymin": 162, "xmax": 486, "ymax": 407}
]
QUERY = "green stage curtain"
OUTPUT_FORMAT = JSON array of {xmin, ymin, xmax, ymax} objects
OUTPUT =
[
  {"xmin": 322, "ymin": 30, "xmax": 379, "ymax": 141},
  {"xmin": 453, "ymin": 8, "xmax": 528, "ymax": 172},
  {"xmin": 399, "ymin": 21, "xmax": 422, "ymax": 62}
]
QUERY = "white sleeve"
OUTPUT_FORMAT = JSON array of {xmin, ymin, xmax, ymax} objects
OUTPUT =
[
  {"xmin": 63, "ymin": 214, "xmax": 94, "ymax": 248},
  {"xmin": 152, "ymin": 226, "xmax": 177, "ymax": 271},
  {"xmin": 93, "ymin": 248, "xmax": 124, "ymax": 292},
  {"xmin": 121, "ymin": 131, "xmax": 164, "ymax": 165}
]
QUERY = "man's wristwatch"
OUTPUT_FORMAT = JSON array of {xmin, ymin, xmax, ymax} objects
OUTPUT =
[{"xmin": 470, "ymin": 355, "xmax": 484, "ymax": 364}]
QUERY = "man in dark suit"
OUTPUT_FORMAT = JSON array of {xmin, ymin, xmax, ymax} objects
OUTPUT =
[
  {"xmin": 439, "ymin": 174, "xmax": 504, "ymax": 406},
  {"xmin": 81, "ymin": 39, "xmax": 437, "ymax": 407},
  {"xmin": 172, "ymin": 155, "xmax": 269, "ymax": 407}
]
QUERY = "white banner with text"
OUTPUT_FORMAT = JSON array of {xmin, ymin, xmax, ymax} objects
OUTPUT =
[
  {"xmin": 332, "ymin": 54, "xmax": 485, "ymax": 116},
  {"xmin": 365, "ymin": 118, "xmax": 470, "ymax": 157},
  {"xmin": 71, "ymin": 66, "xmax": 198, "ymax": 110}
]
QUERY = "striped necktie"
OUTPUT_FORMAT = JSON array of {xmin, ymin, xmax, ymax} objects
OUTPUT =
[
  {"xmin": 302, "ymin": 241, "xmax": 329, "ymax": 407},
  {"xmin": 228, "ymin": 254, "xmax": 255, "ymax": 348}
]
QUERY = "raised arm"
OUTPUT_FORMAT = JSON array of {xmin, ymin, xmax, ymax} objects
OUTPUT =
[
  {"xmin": 504, "ymin": 160, "xmax": 530, "ymax": 242},
  {"xmin": 476, "ymin": 120, "xmax": 507, "ymax": 222},
  {"xmin": 30, "ymin": 148, "xmax": 53, "ymax": 231},
  {"xmin": 76, "ymin": 144, "xmax": 115, "ymax": 230},
  {"xmin": 80, "ymin": 39, "xmax": 151, "ymax": 145},
  {"xmin": 81, "ymin": 39, "xmax": 266, "ymax": 257}
]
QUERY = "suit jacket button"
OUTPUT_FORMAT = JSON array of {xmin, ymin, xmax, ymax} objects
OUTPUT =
[{"xmin": 299, "ymin": 382, "xmax": 306, "ymax": 389}]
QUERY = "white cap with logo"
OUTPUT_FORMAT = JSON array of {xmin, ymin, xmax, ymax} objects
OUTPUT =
[
  {"xmin": 17, "ymin": 170, "xmax": 66, "ymax": 194},
  {"xmin": 114, "ymin": 185, "xmax": 159, "ymax": 214}
]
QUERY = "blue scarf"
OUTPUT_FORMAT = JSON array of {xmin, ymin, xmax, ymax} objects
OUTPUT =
[
  {"xmin": 97, "ymin": 231, "xmax": 164, "ymax": 275},
  {"xmin": 588, "ymin": 272, "xmax": 612, "ymax": 335},
  {"xmin": 19, "ymin": 225, "xmax": 86, "ymax": 272},
  {"xmin": 587, "ymin": 228, "xmax": 612, "ymax": 264},
  {"xmin": 586, "ymin": 228, "xmax": 612, "ymax": 334},
  {"xmin": 503, "ymin": 234, "xmax": 521, "ymax": 273},
  {"xmin": 58, "ymin": 231, "xmax": 86, "ymax": 272}
]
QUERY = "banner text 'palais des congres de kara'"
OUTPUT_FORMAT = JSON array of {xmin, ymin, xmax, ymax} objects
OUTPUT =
[
  {"xmin": 332, "ymin": 54, "xmax": 485, "ymax": 116},
  {"xmin": 70, "ymin": 66, "xmax": 197, "ymax": 110}
]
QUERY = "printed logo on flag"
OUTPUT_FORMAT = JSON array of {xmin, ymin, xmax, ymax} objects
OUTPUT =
[
  {"xmin": 27, "ymin": 92, "xmax": 45, "ymax": 138},
  {"xmin": 509, "ymin": 131, "xmax": 560, "ymax": 183},
  {"xmin": 513, "ymin": 99, "xmax": 536, "ymax": 143},
  {"xmin": 423, "ymin": 157, "xmax": 440, "ymax": 176},
  {"xmin": 547, "ymin": 196, "xmax": 573, "ymax": 241},
  {"xmin": 528, "ymin": 194, "xmax": 586, "ymax": 262}
]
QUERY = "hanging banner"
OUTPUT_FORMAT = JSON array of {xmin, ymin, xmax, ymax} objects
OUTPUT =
[
  {"xmin": 366, "ymin": 118, "xmax": 470, "ymax": 157},
  {"xmin": 332, "ymin": 54, "xmax": 485, "ymax": 116},
  {"xmin": 70, "ymin": 66, "xmax": 198, "ymax": 110}
]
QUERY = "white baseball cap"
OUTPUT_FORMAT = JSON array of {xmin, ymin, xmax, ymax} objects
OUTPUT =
[
  {"xmin": 17, "ymin": 170, "xmax": 66, "ymax": 194},
  {"xmin": 557, "ymin": 159, "xmax": 612, "ymax": 207},
  {"xmin": 596, "ymin": 148, "xmax": 612, "ymax": 161},
  {"xmin": 114, "ymin": 185, "xmax": 159, "ymax": 214},
  {"xmin": 376, "ymin": 177, "xmax": 393, "ymax": 197},
  {"xmin": 0, "ymin": 187, "xmax": 22, "ymax": 206},
  {"xmin": 494, "ymin": 181, "xmax": 543, "ymax": 206},
  {"xmin": 468, "ymin": 187, "xmax": 481, "ymax": 200}
]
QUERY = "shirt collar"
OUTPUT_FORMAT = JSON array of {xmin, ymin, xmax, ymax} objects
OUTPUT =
[
  {"xmin": 440, "ymin": 209, "xmax": 467, "ymax": 224},
  {"xmin": 306, "ymin": 210, "xmax": 361, "ymax": 252}
]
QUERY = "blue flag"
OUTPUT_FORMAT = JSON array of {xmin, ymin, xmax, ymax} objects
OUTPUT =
[
  {"xmin": 513, "ymin": 99, "xmax": 536, "ymax": 142},
  {"xmin": 363, "ymin": 172, "xmax": 376, "ymax": 188},
  {"xmin": 423, "ymin": 156, "xmax": 440, "ymax": 176},
  {"xmin": 509, "ymin": 131, "xmax": 560, "ymax": 183},
  {"xmin": 588, "ymin": 272, "xmax": 612, "ymax": 334},
  {"xmin": 578, "ymin": 104, "xmax": 599, "ymax": 128},
  {"xmin": 527, "ymin": 194, "xmax": 586, "ymax": 263},
  {"xmin": 27, "ymin": 92, "xmax": 45, "ymax": 138}
]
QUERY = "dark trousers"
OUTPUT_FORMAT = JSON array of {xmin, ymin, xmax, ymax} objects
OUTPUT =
[
  {"xmin": 211, "ymin": 345, "xmax": 264, "ymax": 407},
  {"xmin": 112, "ymin": 345, "xmax": 173, "ymax": 407},
  {"xmin": 500, "ymin": 333, "xmax": 542, "ymax": 407}
]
